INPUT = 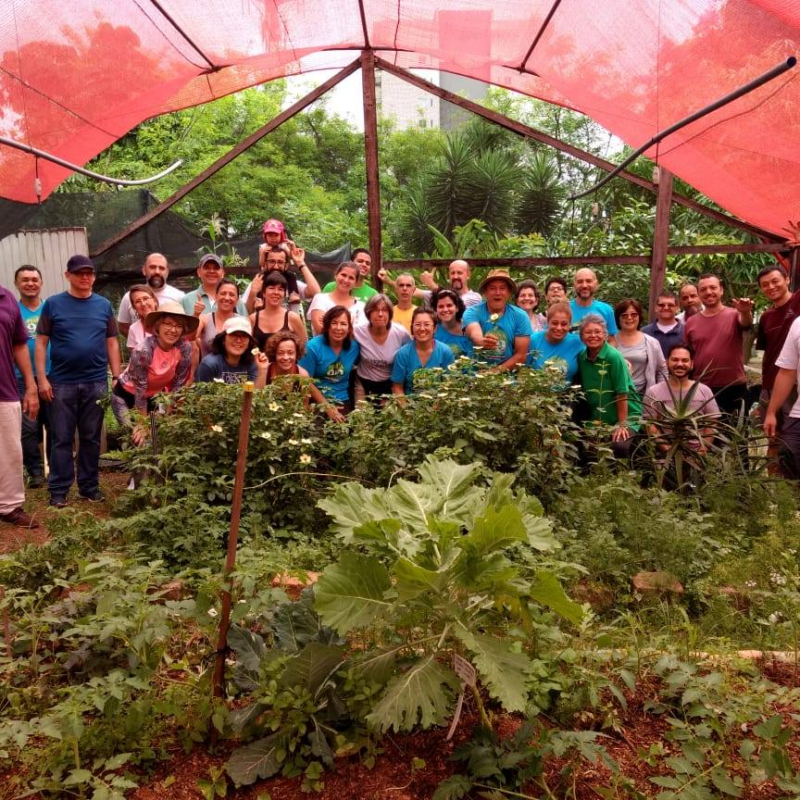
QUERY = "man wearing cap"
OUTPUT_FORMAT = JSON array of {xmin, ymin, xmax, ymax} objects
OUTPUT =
[
  {"xmin": 36, "ymin": 255, "xmax": 121, "ymax": 508},
  {"xmin": 117, "ymin": 253, "xmax": 185, "ymax": 337},
  {"xmin": 462, "ymin": 270, "xmax": 532, "ymax": 371},
  {"xmin": 181, "ymin": 253, "xmax": 246, "ymax": 317},
  {"xmin": 0, "ymin": 279, "xmax": 40, "ymax": 528},
  {"xmin": 570, "ymin": 268, "xmax": 618, "ymax": 342}
]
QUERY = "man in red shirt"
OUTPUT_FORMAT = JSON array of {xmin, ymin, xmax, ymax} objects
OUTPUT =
[
  {"xmin": 755, "ymin": 265, "xmax": 800, "ymax": 471},
  {"xmin": 685, "ymin": 273, "xmax": 753, "ymax": 418}
]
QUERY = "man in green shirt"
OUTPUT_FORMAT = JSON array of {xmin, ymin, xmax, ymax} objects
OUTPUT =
[
  {"xmin": 576, "ymin": 313, "xmax": 642, "ymax": 458},
  {"xmin": 322, "ymin": 248, "xmax": 377, "ymax": 301}
]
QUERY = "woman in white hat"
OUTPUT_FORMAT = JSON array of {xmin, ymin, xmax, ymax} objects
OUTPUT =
[
  {"xmin": 111, "ymin": 300, "xmax": 199, "ymax": 445},
  {"xmin": 195, "ymin": 317, "xmax": 268, "ymax": 388}
]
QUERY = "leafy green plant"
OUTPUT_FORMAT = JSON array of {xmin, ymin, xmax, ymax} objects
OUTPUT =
[{"xmin": 313, "ymin": 456, "xmax": 583, "ymax": 734}]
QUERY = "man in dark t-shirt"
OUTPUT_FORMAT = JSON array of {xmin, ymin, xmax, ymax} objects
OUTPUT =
[{"xmin": 36, "ymin": 255, "xmax": 121, "ymax": 508}]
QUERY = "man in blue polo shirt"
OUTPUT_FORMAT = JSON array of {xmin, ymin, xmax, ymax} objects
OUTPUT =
[
  {"xmin": 463, "ymin": 270, "xmax": 532, "ymax": 371},
  {"xmin": 36, "ymin": 255, "xmax": 121, "ymax": 508},
  {"xmin": 570, "ymin": 268, "xmax": 618, "ymax": 342}
]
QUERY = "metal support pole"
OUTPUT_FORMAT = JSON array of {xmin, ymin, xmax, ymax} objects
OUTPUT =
[
  {"xmin": 211, "ymin": 382, "xmax": 255, "ymax": 717},
  {"xmin": 361, "ymin": 50, "xmax": 383, "ymax": 288},
  {"xmin": 791, "ymin": 248, "xmax": 800, "ymax": 292},
  {"xmin": 649, "ymin": 167, "xmax": 674, "ymax": 320}
]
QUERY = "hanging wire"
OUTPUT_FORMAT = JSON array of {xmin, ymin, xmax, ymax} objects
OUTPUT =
[{"xmin": 1, "ymin": 134, "xmax": 183, "ymax": 188}]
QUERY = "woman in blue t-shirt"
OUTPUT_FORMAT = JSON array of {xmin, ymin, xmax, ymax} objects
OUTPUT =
[
  {"xmin": 391, "ymin": 307, "xmax": 455, "ymax": 395},
  {"xmin": 432, "ymin": 288, "xmax": 473, "ymax": 358},
  {"xmin": 526, "ymin": 301, "xmax": 585, "ymax": 390},
  {"xmin": 299, "ymin": 306, "xmax": 360, "ymax": 413}
]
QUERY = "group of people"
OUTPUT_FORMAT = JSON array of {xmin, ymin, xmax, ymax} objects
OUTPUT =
[{"xmin": 2, "ymin": 216, "xmax": 800, "ymax": 529}]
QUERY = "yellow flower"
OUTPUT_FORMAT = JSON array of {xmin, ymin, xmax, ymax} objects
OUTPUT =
[
  {"xmin": 300, "ymin": 454, "xmax": 312, "ymax": 465},
  {"xmin": 211, "ymin": 424, "xmax": 223, "ymax": 433},
  {"xmin": 268, "ymin": 402, "xmax": 280, "ymax": 412}
]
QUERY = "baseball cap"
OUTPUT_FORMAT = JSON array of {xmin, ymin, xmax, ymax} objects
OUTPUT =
[
  {"xmin": 262, "ymin": 219, "xmax": 285, "ymax": 236},
  {"xmin": 66, "ymin": 254, "xmax": 95, "ymax": 273},
  {"xmin": 223, "ymin": 317, "xmax": 254, "ymax": 337},
  {"xmin": 198, "ymin": 253, "xmax": 223, "ymax": 268}
]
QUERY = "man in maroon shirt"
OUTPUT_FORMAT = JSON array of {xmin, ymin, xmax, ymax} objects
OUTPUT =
[
  {"xmin": 685, "ymin": 273, "xmax": 754, "ymax": 418},
  {"xmin": 755, "ymin": 265, "xmax": 800, "ymax": 471},
  {"xmin": 0, "ymin": 282, "xmax": 40, "ymax": 528}
]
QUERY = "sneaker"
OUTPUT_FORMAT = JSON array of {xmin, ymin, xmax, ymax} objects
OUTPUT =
[
  {"xmin": 28, "ymin": 475, "xmax": 46, "ymax": 489},
  {"xmin": 0, "ymin": 508, "xmax": 39, "ymax": 528},
  {"xmin": 49, "ymin": 496, "xmax": 68, "ymax": 508},
  {"xmin": 78, "ymin": 491, "xmax": 105, "ymax": 503}
]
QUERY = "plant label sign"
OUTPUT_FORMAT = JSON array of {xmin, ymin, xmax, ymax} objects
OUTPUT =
[{"xmin": 452, "ymin": 653, "xmax": 476, "ymax": 687}]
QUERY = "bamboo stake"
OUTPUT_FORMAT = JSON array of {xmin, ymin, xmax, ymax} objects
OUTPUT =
[{"xmin": 210, "ymin": 382, "xmax": 255, "ymax": 725}]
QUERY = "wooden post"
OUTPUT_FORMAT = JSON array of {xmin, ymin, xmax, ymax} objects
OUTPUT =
[
  {"xmin": 361, "ymin": 50, "xmax": 383, "ymax": 287},
  {"xmin": 211, "ymin": 382, "xmax": 255, "ymax": 719},
  {"xmin": 649, "ymin": 166, "xmax": 674, "ymax": 321},
  {"xmin": 91, "ymin": 59, "xmax": 361, "ymax": 258},
  {"xmin": 790, "ymin": 248, "xmax": 800, "ymax": 292}
]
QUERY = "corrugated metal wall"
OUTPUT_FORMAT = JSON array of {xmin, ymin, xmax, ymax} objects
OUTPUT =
[{"xmin": 0, "ymin": 228, "xmax": 88, "ymax": 299}]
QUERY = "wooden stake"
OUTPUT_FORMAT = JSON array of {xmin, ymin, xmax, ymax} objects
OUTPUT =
[
  {"xmin": 361, "ymin": 50, "xmax": 383, "ymax": 288},
  {"xmin": 211, "ymin": 382, "xmax": 255, "ymax": 718},
  {"xmin": 649, "ymin": 166, "xmax": 674, "ymax": 320}
]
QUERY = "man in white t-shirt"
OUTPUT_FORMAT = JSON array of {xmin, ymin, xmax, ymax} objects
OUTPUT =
[
  {"xmin": 764, "ymin": 315, "xmax": 800, "ymax": 477},
  {"xmin": 117, "ymin": 253, "xmax": 185, "ymax": 337}
]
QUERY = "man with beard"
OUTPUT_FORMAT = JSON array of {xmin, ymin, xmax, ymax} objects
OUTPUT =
[
  {"xmin": 677, "ymin": 283, "xmax": 703, "ymax": 321},
  {"xmin": 644, "ymin": 344, "xmax": 720, "ymax": 452},
  {"xmin": 322, "ymin": 248, "xmax": 377, "ymax": 301},
  {"xmin": 569, "ymin": 268, "xmax": 618, "ymax": 342},
  {"xmin": 684, "ymin": 273, "xmax": 753, "ymax": 417},
  {"xmin": 117, "ymin": 253, "xmax": 185, "ymax": 337}
]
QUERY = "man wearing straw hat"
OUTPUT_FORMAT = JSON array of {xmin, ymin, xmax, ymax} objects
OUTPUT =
[
  {"xmin": 36, "ymin": 255, "xmax": 121, "ymax": 508},
  {"xmin": 462, "ymin": 270, "xmax": 532, "ymax": 371}
]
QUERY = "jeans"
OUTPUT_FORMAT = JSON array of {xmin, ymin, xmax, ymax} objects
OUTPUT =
[
  {"xmin": 48, "ymin": 381, "xmax": 107, "ymax": 498},
  {"xmin": 17, "ymin": 377, "xmax": 50, "ymax": 478},
  {"xmin": 778, "ymin": 416, "xmax": 800, "ymax": 479}
]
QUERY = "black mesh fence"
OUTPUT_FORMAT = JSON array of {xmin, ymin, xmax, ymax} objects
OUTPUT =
[{"xmin": 1, "ymin": 190, "xmax": 351, "ymax": 297}]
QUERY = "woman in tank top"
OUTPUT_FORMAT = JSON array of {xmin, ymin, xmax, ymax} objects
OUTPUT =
[
  {"xmin": 194, "ymin": 279, "xmax": 242, "ymax": 362},
  {"xmin": 249, "ymin": 270, "xmax": 307, "ymax": 353}
]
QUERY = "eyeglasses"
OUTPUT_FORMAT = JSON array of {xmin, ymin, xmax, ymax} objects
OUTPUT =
[
  {"xmin": 266, "ymin": 259, "xmax": 286, "ymax": 266},
  {"xmin": 201, "ymin": 264, "xmax": 222, "ymax": 270},
  {"xmin": 161, "ymin": 321, "xmax": 184, "ymax": 331}
]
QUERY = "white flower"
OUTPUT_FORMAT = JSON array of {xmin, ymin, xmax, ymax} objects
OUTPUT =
[
  {"xmin": 770, "ymin": 572, "xmax": 787, "ymax": 586},
  {"xmin": 259, "ymin": 432, "xmax": 272, "ymax": 440},
  {"xmin": 213, "ymin": 378, "xmax": 224, "ymax": 383},
  {"xmin": 292, "ymin": 412, "xmax": 304, "ymax": 419},
  {"xmin": 288, "ymin": 439, "xmax": 300, "ymax": 446},
  {"xmin": 301, "ymin": 438, "xmax": 312, "ymax": 444},
  {"xmin": 300, "ymin": 454, "xmax": 312, "ymax": 465},
  {"xmin": 268, "ymin": 402, "xmax": 280, "ymax": 412},
  {"xmin": 489, "ymin": 313, "xmax": 500, "ymax": 323},
  {"xmin": 768, "ymin": 612, "xmax": 782, "ymax": 624},
  {"xmin": 211, "ymin": 424, "xmax": 223, "ymax": 433},
  {"xmin": 207, "ymin": 608, "xmax": 218, "ymax": 618},
  {"xmin": 744, "ymin": 580, "xmax": 757, "ymax": 588}
]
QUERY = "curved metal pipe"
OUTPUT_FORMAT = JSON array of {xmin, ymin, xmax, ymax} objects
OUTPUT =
[
  {"xmin": 0, "ymin": 134, "xmax": 183, "ymax": 188},
  {"xmin": 569, "ymin": 56, "xmax": 797, "ymax": 201}
]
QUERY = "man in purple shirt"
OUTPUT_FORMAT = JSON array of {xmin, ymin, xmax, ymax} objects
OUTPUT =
[{"xmin": 0, "ymin": 282, "xmax": 40, "ymax": 528}]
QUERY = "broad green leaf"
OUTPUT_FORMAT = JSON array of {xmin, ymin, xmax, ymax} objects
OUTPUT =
[
  {"xmin": 226, "ymin": 731, "xmax": 286, "ymax": 786},
  {"xmin": 753, "ymin": 714, "xmax": 783, "ymax": 740},
  {"xmin": 415, "ymin": 457, "xmax": 484, "ymax": 521},
  {"xmin": 527, "ymin": 571, "xmax": 583, "ymax": 625},
  {"xmin": 314, "ymin": 554, "xmax": 392, "ymax": 634},
  {"xmin": 280, "ymin": 642, "xmax": 344, "ymax": 694},
  {"xmin": 272, "ymin": 592, "xmax": 340, "ymax": 652},
  {"xmin": 227, "ymin": 624, "xmax": 267, "ymax": 672},
  {"xmin": 393, "ymin": 557, "xmax": 448, "ymax": 601},
  {"xmin": 366, "ymin": 655, "xmax": 458, "ymax": 733},
  {"xmin": 710, "ymin": 768, "xmax": 742, "ymax": 797},
  {"xmin": 353, "ymin": 646, "xmax": 400, "ymax": 684},
  {"xmin": 317, "ymin": 483, "xmax": 389, "ymax": 540},
  {"xmin": 521, "ymin": 513, "xmax": 557, "ymax": 551},
  {"xmin": 229, "ymin": 702, "xmax": 266, "ymax": 734},
  {"xmin": 387, "ymin": 479, "xmax": 436, "ymax": 534},
  {"xmin": 454, "ymin": 629, "xmax": 531, "ymax": 712},
  {"xmin": 308, "ymin": 725, "xmax": 334, "ymax": 767},
  {"xmin": 64, "ymin": 769, "xmax": 93, "ymax": 786},
  {"xmin": 462, "ymin": 504, "xmax": 528, "ymax": 558}
]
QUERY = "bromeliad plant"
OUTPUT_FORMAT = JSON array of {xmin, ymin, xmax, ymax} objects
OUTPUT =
[{"xmin": 313, "ymin": 456, "xmax": 583, "ymax": 734}]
